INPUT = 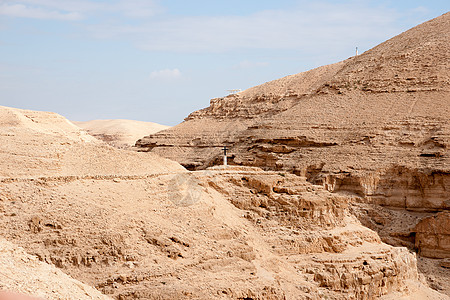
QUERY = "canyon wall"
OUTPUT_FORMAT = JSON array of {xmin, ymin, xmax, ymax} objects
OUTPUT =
[
  {"xmin": 135, "ymin": 13, "xmax": 450, "ymax": 288},
  {"xmin": 414, "ymin": 211, "xmax": 450, "ymax": 259}
]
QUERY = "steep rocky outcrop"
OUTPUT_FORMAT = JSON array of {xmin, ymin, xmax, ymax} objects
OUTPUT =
[
  {"xmin": 137, "ymin": 12, "xmax": 449, "ymax": 183},
  {"xmin": 137, "ymin": 13, "xmax": 450, "ymax": 183},
  {"xmin": 325, "ymin": 166, "xmax": 449, "ymax": 211},
  {"xmin": 136, "ymin": 12, "xmax": 450, "ymax": 294},
  {"xmin": 414, "ymin": 211, "xmax": 450, "ymax": 259},
  {"xmin": 0, "ymin": 166, "xmax": 442, "ymax": 299}
]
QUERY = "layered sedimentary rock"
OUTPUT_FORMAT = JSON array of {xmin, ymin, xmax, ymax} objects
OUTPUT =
[
  {"xmin": 136, "ymin": 13, "xmax": 450, "ymax": 200},
  {"xmin": 136, "ymin": 12, "xmax": 450, "ymax": 293},
  {"xmin": 414, "ymin": 211, "xmax": 450, "ymax": 259},
  {"xmin": 0, "ymin": 106, "xmax": 443, "ymax": 298},
  {"xmin": 1, "ymin": 165, "xmax": 442, "ymax": 299},
  {"xmin": 326, "ymin": 166, "xmax": 449, "ymax": 211}
]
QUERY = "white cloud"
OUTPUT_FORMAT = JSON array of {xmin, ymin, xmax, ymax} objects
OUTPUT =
[
  {"xmin": 85, "ymin": 1, "xmax": 402, "ymax": 54},
  {"xmin": 0, "ymin": 3, "xmax": 82, "ymax": 20},
  {"xmin": 0, "ymin": 0, "xmax": 426, "ymax": 59},
  {"xmin": 149, "ymin": 68, "xmax": 181, "ymax": 80},
  {"xmin": 0, "ymin": 0, "xmax": 161, "ymax": 21}
]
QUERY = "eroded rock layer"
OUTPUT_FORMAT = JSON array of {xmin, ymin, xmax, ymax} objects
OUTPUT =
[
  {"xmin": 135, "ymin": 12, "xmax": 450, "ymax": 294},
  {"xmin": 414, "ymin": 211, "xmax": 450, "ymax": 259},
  {"xmin": 137, "ymin": 13, "xmax": 450, "ymax": 187},
  {"xmin": 2, "ymin": 106, "xmax": 445, "ymax": 298},
  {"xmin": 1, "ymin": 166, "xmax": 443, "ymax": 299}
]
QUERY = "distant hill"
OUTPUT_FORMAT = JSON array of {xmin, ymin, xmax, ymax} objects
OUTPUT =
[
  {"xmin": 0, "ymin": 106, "xmax": 182, "ymax": 178},
  {"xmin": 73, "ymin": 119, "xmax": 170, "ymax": 148}
]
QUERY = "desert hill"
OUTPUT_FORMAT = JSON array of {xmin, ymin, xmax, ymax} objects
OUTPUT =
[
  {"xmin": 0, "ymin": 106, "xmax": 446, "ymax": 299},
  {"xmin": 0, "ymin": 106, "xmax": 183, "ymax": 178},
  {"xmin": 136, "ymin": 12, "xmax": 449, "ymax": 174},
  {"xmin": 135, "ymin": 12, "xmax": 450, "ymax": 294},
  {"xmin": 73, "ymin": 119, "xmax": 170, "ymax": 148}
]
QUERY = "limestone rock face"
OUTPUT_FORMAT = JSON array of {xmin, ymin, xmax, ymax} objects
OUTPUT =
[
  {"xmin": 135, "ymin": 12, "xmax": 450, "ymax": 296},
  {"xmin": 0, "ymin": 238, "xmax": 110, "ymax": 300},
  {"xmin": 137, "ymin": 13, "xmax": 449, "ymax": 178},
  {"xmin": 136, "ymin": 14, "xmax": 450, "ymax": 210},
  {"xmin": 0, "ymin": 166, "xmax": 438, "ymax": 299},
  {"xmin": 329, "ymin": 166, "xmax": 450, "ymax": 211},
  {"xmin": 414, "ymin": 211, "xmax": 450, "ymax": 259}
]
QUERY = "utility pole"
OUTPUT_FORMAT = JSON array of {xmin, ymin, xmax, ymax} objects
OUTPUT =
[{"xmin": 222, "ymin": 146, "xmax": 228, "ymax": 166}]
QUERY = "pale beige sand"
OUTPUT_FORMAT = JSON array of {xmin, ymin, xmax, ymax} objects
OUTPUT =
[
  {"xmin": 0, "ymin": 106, "xmax": 184, "ymax": 178},
  {"xmin": 0, "ymin": 238, "xmax": 111, "ymax": 300}
]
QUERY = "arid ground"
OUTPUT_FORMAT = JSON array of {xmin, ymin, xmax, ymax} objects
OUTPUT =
[{"xmin": 0, "ymin": 12, "xmax": 449, "ymax": 300}]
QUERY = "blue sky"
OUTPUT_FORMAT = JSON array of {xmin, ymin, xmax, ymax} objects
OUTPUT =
[{"xmin": 0, "ymin": 1, "xmax": 448, "ymax": 125}]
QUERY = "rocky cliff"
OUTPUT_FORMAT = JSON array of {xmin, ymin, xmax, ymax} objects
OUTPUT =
[
  {"xmin": 414, "ymin": 211, "xmax": 450, "ymax": 259},
  {"xmin": 136, "ymin": 12, "xmax": 450, "ymax": 293},
  {"xmin": 0, "ymin": 106, "xmax": 446, "ymax": 298},
  {"xmin": 0, "ymin": 166, "xmax": 443, "ymax": 299},
  {"xmin": 137, "ymin": 13, "xmax": 450, "ymax": 181}
]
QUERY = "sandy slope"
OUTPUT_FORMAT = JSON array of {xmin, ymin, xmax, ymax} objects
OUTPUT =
[
  {"xmin": 73, "ymin": 119, "xmax": 170, "ymax": 148},
  {"xmin": 0, "ymin": 106, "xmax": 184, "ymax": 178},
  {"xmin": 0, "ymin": 239, "xmax": 111, "ymax": 300}
]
